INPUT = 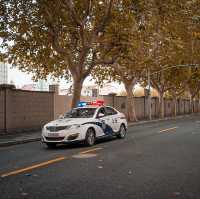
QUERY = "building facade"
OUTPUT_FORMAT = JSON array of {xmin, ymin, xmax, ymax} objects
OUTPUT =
[{"xmin": 0, "ymin": 62, "xmax": 8, "ymax": 84}]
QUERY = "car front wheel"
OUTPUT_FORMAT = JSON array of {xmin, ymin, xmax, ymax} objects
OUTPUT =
[
  {"xmin": 85, "ymin": 128, "xmax": 96, "ymax": 146},
  {"xmin": 117, "ymin": 124, "xmax": 126, "ymax": 139}
]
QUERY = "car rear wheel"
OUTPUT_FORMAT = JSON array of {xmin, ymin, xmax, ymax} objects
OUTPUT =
[
  {"xmin": 85, "ymin": 128, "xmax": 96, "ymax": 146},
  {"xmin": 117, "ymin": 124, "xmax": 126, "ymax": 139},
  {"xmin": 46, "ymin": 143, "xmax": 57, "ymax": 148}
]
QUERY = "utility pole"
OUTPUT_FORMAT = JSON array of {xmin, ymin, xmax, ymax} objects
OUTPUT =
[{"xmin": 148, "ymin": 68, "xmax": 152, "ymax": 120}]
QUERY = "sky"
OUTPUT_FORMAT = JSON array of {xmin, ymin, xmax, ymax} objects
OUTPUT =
[
  {"xmin": 7, "ymin": 65, "xmax": 125, "ymax": 91},
  {"xmin": 8, "ymin": 66, "xmax": 34, "ymax": 87},
  {"xmin": 8, "ymin": 66, "xmax": 78, "ymax": 89}
]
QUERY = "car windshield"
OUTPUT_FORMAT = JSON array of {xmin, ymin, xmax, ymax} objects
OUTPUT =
[{"xmin": 63, "ymin": 108, "xmax": 97, "ymax": 118}]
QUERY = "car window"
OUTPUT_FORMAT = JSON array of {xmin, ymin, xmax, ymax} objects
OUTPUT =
[
  {"xmin": 63, "ymin": 108, "xmax": 96, "ymax": 118},
  {"xmin": 105, "ymin": 107, "xmax": 118, "ymax": 115},
  {"xmin": 97, "ymin": 108, "xmax": 106, "ymax": 118}
]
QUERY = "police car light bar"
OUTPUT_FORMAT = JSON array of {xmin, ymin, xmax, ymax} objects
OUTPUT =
[
  {"xmin": 78, "ymin": 100, "xmax": 104, "ymax": 107},
  {"xmin": 90, "ymin": 100, "xmax": 104, "ymax": 106},
  {"xmin": 78, "ymin": 101, "xmax": 89, "ymax": 107}
]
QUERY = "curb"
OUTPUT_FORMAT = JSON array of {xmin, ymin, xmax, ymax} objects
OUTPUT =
[{"xmin": 0, "ymin": 137, "xmax": 41, "ymax": 148}]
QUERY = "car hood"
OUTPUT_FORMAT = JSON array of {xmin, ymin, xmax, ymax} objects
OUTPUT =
[{"xmin": 45, "ymin": 118, "xmax": 92, "ymax": 127}]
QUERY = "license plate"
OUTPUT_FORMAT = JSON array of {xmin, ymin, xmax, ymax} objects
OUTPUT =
[{"xmin": 48, "ymin": 133, "xmax": 59, "ymax": 137}]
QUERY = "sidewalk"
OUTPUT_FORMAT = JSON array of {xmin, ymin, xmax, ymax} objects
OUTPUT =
[
  {"xmin": 0, "ymin": 131, "xmax": 41, "ymax": 147},
  {"xmin": 0, "ymin": 113, "xmax": 199, "ymax": 147},
  {"xmin": 128, "ymin": 113, "xmax": 197, "ymax": 127}
]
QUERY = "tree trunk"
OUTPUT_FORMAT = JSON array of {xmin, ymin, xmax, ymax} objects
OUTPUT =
[
  {"xmin": 172, "ymin": 95, "xmax": 177, "ymax": 117},
  {"xmin": 199, "ymin": 99, "xmax": 200, "ymax": 113},
  {"xmin": 189, "ymin": 96, "xmax": 194, "ymax": 113},
  {"xmin": 71, "ymin": 77, "xmax": 84, "ymax": 108},
  {"xmin": 124, "ymin": 83, "xmax": 138, "ymax": 122},
  {"xmin": 159, "ymin": 92, "xmax": 165, "ymax": 118},
  {"xmin": 191, "ymin": 100, "xmax": 194, "ymax": 113}
]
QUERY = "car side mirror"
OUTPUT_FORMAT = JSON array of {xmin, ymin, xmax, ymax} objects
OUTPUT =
[{"xmin": 98, "ymin": 113, "xmax": 105, "ymax": 118}]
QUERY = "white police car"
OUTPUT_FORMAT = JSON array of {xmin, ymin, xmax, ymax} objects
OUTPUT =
[{"xmin": 41, "ymin": 100, "xmax": 127, "ymax": 148}]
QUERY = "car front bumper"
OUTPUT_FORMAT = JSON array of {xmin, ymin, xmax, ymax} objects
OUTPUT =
[
  {"xmin": 41, "ymin": 136, "xmax": 84, "ymax": 145},
  {"xmin": 41, "ymin": 130, "xmax": 84, "ymax": 143}
]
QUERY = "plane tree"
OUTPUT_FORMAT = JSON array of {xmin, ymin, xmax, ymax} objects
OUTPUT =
[
  {"xmin": 187, "ymin": 68, "xmax": 200, "ymax": 112},
  {"xmin": 169, "ymin": 0, "xmax": 200, "ymax": 113},
  {"xmin": 92, "ymin": 0, "xmax": 155, "ymax": 122},
  {"xmin": 145, "ymin": 0, "xmax": 200, "ymax": 118},
  {"xmin": 0, "ymin": 0, "xmax": 123, "ymax": 107},
  {"xmin": 163, "ymin": 68, "xmax": 194, "ymax": 116}
]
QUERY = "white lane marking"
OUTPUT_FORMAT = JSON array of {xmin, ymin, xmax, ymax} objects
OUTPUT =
[{"xmin": 158, "ymin": 126, "xmax": 179, "ymax": 133}]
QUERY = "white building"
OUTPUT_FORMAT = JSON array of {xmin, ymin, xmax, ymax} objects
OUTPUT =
[
  {"xmin": 21, "ymin": 80, "xmax": 49, "ymax": 91},
  {"xmin": 82, "ymin": 85, "xmax": 99, "ymax": 97},
  {"xmin": 0, "ymin": 62, "xmax": 8, "ymax": 84},
  {"xmin": 36, "ymin": 79, "xmax": 49, "ymax": 91}
]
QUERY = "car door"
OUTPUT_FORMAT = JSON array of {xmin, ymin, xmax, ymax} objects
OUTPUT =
[
  {"xmin": 96, "ymin": 107, "xmax": 114, "ymax": 136},
  {"xmin": 105, "ymin": 107, "xmax": 120, "ymax": 132}
]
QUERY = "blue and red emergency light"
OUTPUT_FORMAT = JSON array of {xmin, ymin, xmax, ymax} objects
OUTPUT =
[{"xmin": 78, "ymin": 100, "xmax": 104, "ymax": 107}]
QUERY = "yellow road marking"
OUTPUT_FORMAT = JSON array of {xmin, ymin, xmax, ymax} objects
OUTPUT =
[
  {"xmin": 1, "ymin": 148, "xmax": 104, "ymax": 178},
  {"xmin": 1, "ymin": 156, "xmax": 66, "ymax": 178},
  {"xmin": 159, "ymin": 126, "xmax": 178, "ymax": 133},
  {"xmin": 79, "ymin": 147, "xmax": 103, "ymax": 154}
]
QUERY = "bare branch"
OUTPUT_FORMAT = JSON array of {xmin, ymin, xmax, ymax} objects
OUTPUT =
[
  {"xmin": 64, "ymin": 0, "xmax": 88, "ymax": 49},
  {"xmin": 64, "ymin": 0, "xmax": 82, "ymax": 26},
  {"xmin": 83, "ymin": 50, "xmax": 97, "ymax": 78},
  {"xmin": 82, "ymin": 0, "xmax": 92, "ymax": 25},
  {"xmin": 94, "ymin": 0, "xmax": 114, "ymax": 35},
  {"xmin": 151, "ymin": 79, "xmax": 161, "ymax": 92},
  {"xmin": 94, "ymin": 54, "xmax": 119, "ymax": 66}
]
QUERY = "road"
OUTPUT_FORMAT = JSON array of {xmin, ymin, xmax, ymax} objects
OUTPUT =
[{"xmin": 0, "ymin": 115, "xmax": 200, "ymax": 199}]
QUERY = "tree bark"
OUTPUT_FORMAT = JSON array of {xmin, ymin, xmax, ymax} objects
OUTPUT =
[
  {"xmin": 198, "ymin": 99, "xmax": 200, "ymax": 113},
  {"xmin": 124, "ymin": 83, "xmax": 138, "ymax": 122},
  {"xmin": 172, "ymin": 95, "xmax": 177, "ymax": 117},
  {"xmin": 71, "ymin": 77, "xmax": 84, "ymax": 108},
  {"xmin": 189, "ymin": 96, "xmax": 194, "ymax": 113},
  {"xmin": 158, "ymin": 92, "xmax": 165, "ymax": 118}
]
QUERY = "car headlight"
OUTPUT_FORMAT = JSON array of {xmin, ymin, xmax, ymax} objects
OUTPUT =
[
  {"xmin": 71, "ymin": 124, "xmax": 81, "ymax": 129},
  {"xmin": 65, "ymin": 124, "xmax": 81, "ymax": 130}
]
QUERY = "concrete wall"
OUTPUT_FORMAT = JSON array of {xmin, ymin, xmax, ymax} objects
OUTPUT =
[
  {"xmin": 194, "ymin": 101, "xmax": 200, "ymax": 112},
  {"xmin": 0, "ymin": 85, "xmax": 54, "ymax": 134},
  {"xmin": 51, "ymin": 84, "xmax": 99, "ymax": 119},
  {"xmin": 109, "ymin": 95, "xmax": 199, "ymax": 119},
  {"xmin": 53, "ymin": 95, "xmax": 101, "ymax": 119},
  {"xmin": 0, "ymin": 84, "xmax": 199, "ymax": 135},
  {"xmin": 54, "ymin": 93, "xmax": 200, "ymax": 120},
  {"xmin": 0, "ymin": 89, "xmax": 5, "ymax": 134}
]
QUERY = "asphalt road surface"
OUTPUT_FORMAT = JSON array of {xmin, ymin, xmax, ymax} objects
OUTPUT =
[{"xmin": 0, "ymin": 115, "xmax": 200, "ymax": 199}]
